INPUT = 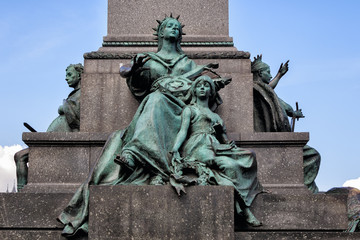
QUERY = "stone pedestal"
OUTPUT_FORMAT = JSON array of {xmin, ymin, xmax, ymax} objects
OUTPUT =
[
  {"xmin": 235, "ymin": 132, "xmax": 310, "ymax": 193},
  {"xmin": 244, "ymin": 192, "xmax": 348, "ymax": 231},
  {"xmin": 0, "ymin": 188, "xmax": 356, "ymax": 240},
  {"xmin": 89, "ymin": 185, "xmax": 234, "ymax": 240},
  {"xmin": 7, "ymin": 0, "xmax": 356, "ymax": 239},
  {"xmin": 0, "ymin": 193, "xmax": 76, "ymax": 240},
  {"xmin": 81, "ymin": 55, "xmax": 253, "ymax": 133},
  {"xmin": 104, "ymin": 0, "xmax": 235, "ymax": 50},
  {"xmin": 21, "ymin": 132, "xmax": 309, "ymax": 194},
  {"xmin": 21, "ymin": 132, "xmax": 108, "ymax": 193}
]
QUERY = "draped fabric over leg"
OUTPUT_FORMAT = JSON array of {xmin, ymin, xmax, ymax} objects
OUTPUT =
[
  {"xmin": 181, "ymin": 105, "xmax": 263, "ymax": 213},
  {"xmin": 57, "ymin": 90, "xmax": 185, "ymax": 236},
  {"xmin": 253, "ymin": 79, "xmax": 321, "ymax": 193},
  {"xmin": 303, "ymin": 144, "xmax": 321, "ymax": 193}
]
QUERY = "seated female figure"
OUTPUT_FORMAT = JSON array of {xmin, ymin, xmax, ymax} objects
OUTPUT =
[
  {"xmin": 171, "ymin": 75, "xmax": 263, "ymax": 226},
  {"xmin": 58, "ymin": 16, "xmax": 227, "ymax": 236}
]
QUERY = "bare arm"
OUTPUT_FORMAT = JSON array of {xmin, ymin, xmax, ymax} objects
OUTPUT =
[
  {"xmin": 171, "ymin": 107, "xmax": 192, "ymax": 153},
  {"xmin": 269, "ymin": 60, "xmax": 289, "ymax": 89}
]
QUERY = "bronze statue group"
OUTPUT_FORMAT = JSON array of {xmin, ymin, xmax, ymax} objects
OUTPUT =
[{"xmin": 15, "ymin": 16, "xmax": 321, "ymax": 237}]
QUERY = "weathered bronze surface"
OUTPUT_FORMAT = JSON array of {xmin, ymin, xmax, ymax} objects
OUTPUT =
[
  {"xmin": 251, "ymin": 55, "xmax": 321, "ymax": 193},
  {"xmin": 14, "ymin": 64, "xmax": 83, "ymax": 190},
  {"xmin": 58, "ymin": 16, "xmax": 262, "ymax": 237},
  {"xmin": 47, "ymin": 64, "xmax": 83, "ymax": 132}
]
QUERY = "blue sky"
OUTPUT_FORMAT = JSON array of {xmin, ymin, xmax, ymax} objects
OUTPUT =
[{"xmin": 0, "ymin": 1, "xmax": 359, "ymax": 192}]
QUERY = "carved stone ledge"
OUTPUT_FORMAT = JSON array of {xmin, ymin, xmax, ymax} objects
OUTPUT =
[
  {"xmin": 22, "ymin": 132, "xmax": 110, "ymax": 146},
  {"xmin": 102, "ymin": 41, "xmax": 234, "ymax": 47},
  {"xmin": 83, "ymin": 51, "xmax": 250, "ymax": 60}
]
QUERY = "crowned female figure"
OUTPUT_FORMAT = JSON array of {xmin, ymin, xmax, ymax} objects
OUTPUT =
[{"xmin": 58, "ymin": 15, "xmax": 228, "ymax": 237}]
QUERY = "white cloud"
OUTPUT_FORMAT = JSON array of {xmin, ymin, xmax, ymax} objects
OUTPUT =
[
  {"xmin": 0, "ymin": 145, "xmax": 23, "ymax": 192},
  {"xmin": 343, "ymin": 177, "xmax": 360, "ymax": 190}
]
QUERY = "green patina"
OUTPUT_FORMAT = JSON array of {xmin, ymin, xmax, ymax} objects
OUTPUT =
[
  {"xmin": 14, "ymin": 64, "xmax": 83, "ymax": 190},
  {"xmin": 47, "ymin": 63, "xmax": 83, "ymax": 132},
  {"xmin": 58, "ymin": 16, "xmax": 262, "ymax": 237},
  {"xmin": 251, "ymin": 55, "xmax": 321, "ymax": 193}
]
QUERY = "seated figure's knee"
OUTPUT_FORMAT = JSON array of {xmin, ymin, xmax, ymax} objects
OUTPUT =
[
  {"xmin": 14, "ymin": 148, "xmax": 29, "ymax": 190},
  {"xmin": 14, "ymin": 148, "xmax": 29, "ymax": 165}
]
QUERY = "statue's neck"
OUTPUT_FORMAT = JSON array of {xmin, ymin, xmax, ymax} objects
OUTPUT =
[
  {"xmin": 73, "ymin": 82, "xmax": 81, "ymax": 91},
  {"xmin": 196, "ymin": 98, "xmax": 209, "ymax": 109},
  {"xmin": 253, "ymin": 73, "xmax": 262, "ymax": 82},
  {"xmin": 157, "ymin": 39, "xmax": 178, "ymax": 58}
]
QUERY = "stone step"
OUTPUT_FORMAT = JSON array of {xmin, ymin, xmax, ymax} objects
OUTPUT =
[
  {"xmin": 89, "ymin": 185, "xmax": 235, "ymax": 240},
  {"xmin": 0, "ymin": 193, "xmax": 73, "ymax": 229},
  {"xmin": 235, "ymin": 231, "xmax": 360, "ymax": 240},
  {"xmin": 236, "ymin": 192, "xmax": 348, "ymax": 231},
  {"xmin": 0, "ymin": 187, "xmax": 350, "ymax": 239},
  {"xmin": 0, "ymin": 230, "xmax": 87, "ymax": 240}
]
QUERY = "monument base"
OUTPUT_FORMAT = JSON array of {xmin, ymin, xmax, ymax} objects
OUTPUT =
[
  {"xmin": 0, "ymin": 186, "xmax": 358, "ymax": 239},
  {"xmin": 89, "ymin": 185, "xmax": 234, "ymax": 240}
]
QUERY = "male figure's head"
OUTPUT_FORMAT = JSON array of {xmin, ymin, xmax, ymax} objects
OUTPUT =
[{"xmin": 65, "ymin": 63, "xmax": 83, "ymax": 89}]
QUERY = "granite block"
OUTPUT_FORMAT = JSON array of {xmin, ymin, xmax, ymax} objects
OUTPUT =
[
  {"xmin": 0, "ymin": 230, "xmax": 87, "ymax": 240},
  {"xmin": 89, "ymin": 185, "xmax": 234, "ymax": 240},
  {"xmin": 28, "ymin": 146, "xmax": 89, "ymax": 184},
  {"xmin": 235, "ymin": 132, "xmax": 309, "ymax": 191},
  {"xmin": 217, "ymin": 73, "xmax": 254, "ymax": 133},
  {"xmin": 237, "ymin": 192, "xmax": 348, "ymax": 231},
  {"xmin": 194, "ymin": 58, "xmax": 251, "ymax": 74},
  {"xmin": 22, "ymin": 133, "xmax": 108, "ymax": 192},
  {"xmin": 81, "ymin": 73, "xmax": 138, "ymax": 132},
  {"xmin": 235, "ymin": 231, "xmax": 360, "ymax": 240},
  {"xmin": 81, "ymin": 59, "xmax": 254, "ymax": 133},
  {"xmin": 0, "ymin": 193, "xmax": 73, "ymax": 228},
  {"xmin": 106, "ymin": 0, "xmax": 231, "ymax": 43}
]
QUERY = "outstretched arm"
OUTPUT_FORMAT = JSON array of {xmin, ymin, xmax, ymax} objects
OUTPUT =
[{"xmin": 269, "ymin": 60, "xmax": 289, "ymax": 89}]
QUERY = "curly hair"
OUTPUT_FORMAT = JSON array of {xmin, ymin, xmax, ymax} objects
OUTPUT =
[{"xmin": 66, "ymin": 63, "xmax": 84, "ymax": 80}]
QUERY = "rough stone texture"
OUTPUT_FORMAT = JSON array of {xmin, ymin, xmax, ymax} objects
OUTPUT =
[
  {"xmin": 80, "ymin": 72, "xmax": 138, "ymax": 132},
  {"xmin": 81, "ymin": 58, "xmax": 254, "ymax": 133},
  {"xmin": 0, "ymin": 193, "xmax": 72, "ymax": 228},
  {"xmin": 21, "ymin": 132, "xmax": 108, "ymax": 193},
  {"xmin": 237, "ymin": 192, "xmax": 348, "ymax": 231},
  {"xmin": 105, "ymin": 0, "xmax": 232, "ymax": 43},
  {"xmin": 0, "ymin": 230, "xmax": 88, "ymax": 240},
  {"xmin": 235, "ymin": 232, "xmax": 360, "ymax": 240},
  {"xmin": 234, "ymin": 132, "xmax": 309, "ymax": 193},
  {"xmin": 21, "ymin": 131, "xmax": 311, "ymax": 193},
  {"xmin": 0, "ymin": 193, "xmax": 89, "ymax": 239},
  {"xmin": 89, "ymin": 185, "xmax": 234, "ymax": 240}
]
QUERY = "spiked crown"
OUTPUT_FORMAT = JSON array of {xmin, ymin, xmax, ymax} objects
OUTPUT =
[
  {"xmin": 152, "ymin": 13, "xmax": 186, "ymax": 41},
  {"xmin": 251, "ymin": 54, "xmax": 267, "ymax": 73}
]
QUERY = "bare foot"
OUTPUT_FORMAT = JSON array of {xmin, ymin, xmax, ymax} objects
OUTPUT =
[{"xmin": 244, "ymin": 207, "xmax": 262, "ymax": 227}]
